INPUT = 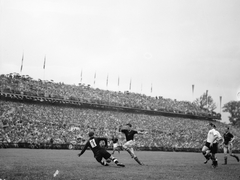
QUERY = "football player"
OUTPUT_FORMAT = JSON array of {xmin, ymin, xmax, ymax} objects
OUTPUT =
[
  {"xmin": 78, "ymin": 132, "xmax": 125, "ymax": 167},
  {"xmin": 119, "ymin": 123, "xmax": 144, "ymax": 165},
  {"xmin": 111, "ymin": 134, "xmax": 121, "ymax": 155},
  {"xmin": 202, "ymin": 123, "xmax": 222, "ymax": 168},
  {"xmin": 221, "ymin": 127, "xmax": 239, "ymax": 165}
]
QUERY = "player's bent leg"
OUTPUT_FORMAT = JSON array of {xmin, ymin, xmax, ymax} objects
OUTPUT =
[
  {"xmin": 112, "ymin": 149, "xmax": 115, "ymax": 155},
  {"xmin": 222, "ymin": 147, "xmax": 228, "ymax": 165},
  {"xmin": 230, "ymin": 154, "xmax": 239, "ymax": 162},
  {"xmin": 108, "ymin": 155, "xmax": 125, "ymax": 167},
  {"xmin": 211, "ymin": 154, "xmax": 218, "ymax": 168},
  {"xmin": 211, "ymin": 144, "xmax": 218, "ymax": 168},
  {"xmin": 202, "ymin": 147, "xmax": 211, "ymax": 164},
  {"xmin": 129, "ymin": 148, "xmax": 136, "ymax": 157},
  {"xmin": 122, "ymin": 145, "xmax": 134, "ymax": 158},
  {"xmin": 133, "ymin": 156, "xmax": 143, "ymax": 165},
  {"xmin": 228, "ymin": 145, "xmax": 239, "ymax": 162},
  {"xmin": 128, "ymin": 148, "xmax": 143, "ymax": 165},
  {"xmin": 103, "ymin": 150, "xmax": 125, "ymax": 167}
]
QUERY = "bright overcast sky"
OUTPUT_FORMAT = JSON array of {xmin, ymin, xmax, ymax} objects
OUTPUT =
[{"xmin": 1, "ymin": 0, "xmax": 240, "ymax": 123}]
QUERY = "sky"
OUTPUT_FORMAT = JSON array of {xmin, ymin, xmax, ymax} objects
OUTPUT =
[{"xmin": 0, "ymin": 0, "xmax": 240, "ymax": 123}]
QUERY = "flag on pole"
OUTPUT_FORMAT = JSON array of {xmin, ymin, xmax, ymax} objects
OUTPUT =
[
  {"xmin": 106, "ymin": 74, "xmax": 108, "ymax": 87},
  {"xmin": 206, "ymin": 90, "xmax": 208, "ymax": 106},
  {"xmin": 94, "ymin": 72, "xmax": 96, "ymax": 85},
  {"xmin": 118, "ymin": 76, "xmax": 120, "ymax": 87},
  {"xmin": 129, "ymin": 79, "xmax": 132, "ymax": 91},
  {"xmin": 192, "ymin": 84, "xmax": 195, "ymax": 101},
  {"xmin": 43, "ymin": 56, "xmax": 46, "ymax": 69},
  {"xmin": 20, "ymin": 53, "xmax": 24, "ymax": 72},
  {"xmin": 151, "ymin": 83, "xmax": 153, "ymax": 93},
  {"xmin": 80, "ymin": 70, "xmax": 83, "ymax": 83},
  {"xmin": 220, "ymin": 96, "xmax": 222, "ymax": 113},
  {"xmin": 192, "ymin": 84, "xmax": 194, "ymax": 95}
]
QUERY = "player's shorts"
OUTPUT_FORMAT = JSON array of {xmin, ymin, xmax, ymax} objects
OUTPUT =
[
  {"xmin": 204, "ymin": 142, "xmax": 218, "ymax": 154},
  {"xmin": 122, "ymin": 140, "xmax": 135, "ymax": 149},
  {"xmin": 113, "ymin": 143, "xmax": 119, "ymax": 149},
  {"xmin": 94, "ymin": 148, "xmax": 111, "ymax": 161},
  {"xmin": 223, "ymin": 143, "xmax": 233, "ymax": 150},
  {"xmin": 211, "ymin": 143, "xmax": 218, "ymax": 154},
  {"xmin": 204, "ymin": 142, "xmax": 211, "ymax": 149}
]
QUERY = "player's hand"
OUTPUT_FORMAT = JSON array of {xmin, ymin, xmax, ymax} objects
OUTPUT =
[{"xmin": 210, "ymin": 143, "xmax": 213, "ymax": 147}]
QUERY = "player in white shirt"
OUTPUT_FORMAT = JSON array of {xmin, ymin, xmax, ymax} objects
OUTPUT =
[{"xmin": 202, "ymin": 123, "xmax": 222, "ymax": 168}]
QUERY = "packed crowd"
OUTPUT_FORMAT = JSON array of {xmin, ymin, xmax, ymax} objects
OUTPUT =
[
  {"xmin": 1, "ymin": 100, "xmax": 239, "ymax": 150},
  {"xmin": 0, "ymin": 73, "xmax": 218, "ymax": 118}
]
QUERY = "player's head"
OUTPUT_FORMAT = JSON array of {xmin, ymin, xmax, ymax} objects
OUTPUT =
[
  {"xmin": 209, "ymin": 123, "xmax": 216, "ymax": 129},
  {"xmin": 126, "ymin": 123, "xmax": 132, "ymax": 130},
  {"xmin": 225, "ymin": 126, "xmax": 230, "ymax": 132},
  {"xmin": 88, "ymin": 131, "xmax": 94, "ymax": 137}
]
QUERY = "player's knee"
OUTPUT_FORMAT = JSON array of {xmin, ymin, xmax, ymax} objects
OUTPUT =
[
  {"xmin": 202, "ymin": 149, "xmax": 207, "ymax": 154},
  {"xmin": 202, "ymin": 147, "xmax": 207, "ymax": 152}
]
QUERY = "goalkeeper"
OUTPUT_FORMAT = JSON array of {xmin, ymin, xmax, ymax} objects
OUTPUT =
[{"xmin": 78, "ymin": 131, "xmax": 125, "ymax": 167}]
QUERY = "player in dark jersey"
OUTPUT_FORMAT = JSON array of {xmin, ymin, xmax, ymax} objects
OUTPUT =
[
  {"xmin": 78, "ymin": 132, "xmax": 125, "ymax": 167},
  {"xmin": 221, "ymin": 127, "xmax": 239, "ymax": 165},
  {"xmin": 119, "ymin": 123, "xmax": 144, "ymax": 165}
]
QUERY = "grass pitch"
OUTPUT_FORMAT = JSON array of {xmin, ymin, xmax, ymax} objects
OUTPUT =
[{"xmin": 0, "ymin": 149, "xmax": 239, "ymax": 180}]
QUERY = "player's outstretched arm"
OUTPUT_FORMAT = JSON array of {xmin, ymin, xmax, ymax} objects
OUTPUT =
[
  {"xmin": 78, "ymin": 141, "xmax": 89, "ymax": 157},
  {"xmin": 137, "ymin": 129, "xmax": 148, "ymax": 135}
]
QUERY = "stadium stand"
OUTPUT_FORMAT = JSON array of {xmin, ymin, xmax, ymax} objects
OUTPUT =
[{"xmin": 1, "ymin": 73, "xmax": 239, "ymax": 152}]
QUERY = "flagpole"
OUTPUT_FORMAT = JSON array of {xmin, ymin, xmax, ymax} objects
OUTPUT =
[
  {"xmin": 129, "ymin": 79, "xmax": 132, "ymax": 92},
  {"xmin": 206, "ymin": 90, "xmax": 208, "ymax": 108},
  {"xmin": 151, "ymin": 83, "xmax": 153, "ymax": 96},
  {"xmin": 20, "ymin": 52, "xmax": 24, "ymax": 75},
  {"xmin": 118, "ymin": 76, "xmax": 120, "ymax": 92},
  {"xmin": 43, "ymin": 55, "xmax": 46, "ymax": 81},
  {"xmin": 80, "ymin": 70, "xmax": 83, "ymax": 84},
  {"xmin": 106, "ymin": 74, "xmax": 108, "ymax": 90},
  {"xmin": 93, "ymin": 71, "xmax": 96, "ymax": 88},
  {"xmin": 192, "ymin": 84, "xmax": 194, "ymax": 102},
  {"xmin": 219, "ymin": 96, "xmax": 222, "ymax": 114}
]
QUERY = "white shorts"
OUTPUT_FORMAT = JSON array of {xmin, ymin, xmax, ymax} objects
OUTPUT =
[
  {"xmin": 123, "ymin": 140, "xmax": 135, "ymax": 149},
  {"xmin": 113, "ymin": 143, "xmax": 119, "ymax": 149}
]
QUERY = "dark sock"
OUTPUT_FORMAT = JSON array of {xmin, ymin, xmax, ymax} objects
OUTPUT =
[
  {"xmin": 134, "ymin": 157, "xmax": 142, "ymax": 165},
  {"xmin": 110, "ymin": 157, "xmax": 119, "ymax": 164},
  {"xmin": 223, "ymin": 157, "xmax": 227, "ymax": 165}
]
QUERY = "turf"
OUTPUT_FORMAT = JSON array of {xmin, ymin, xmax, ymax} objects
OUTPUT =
[{"xmin": 0, "ymin": 149, "xmax": 239, "ymax": 180}]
